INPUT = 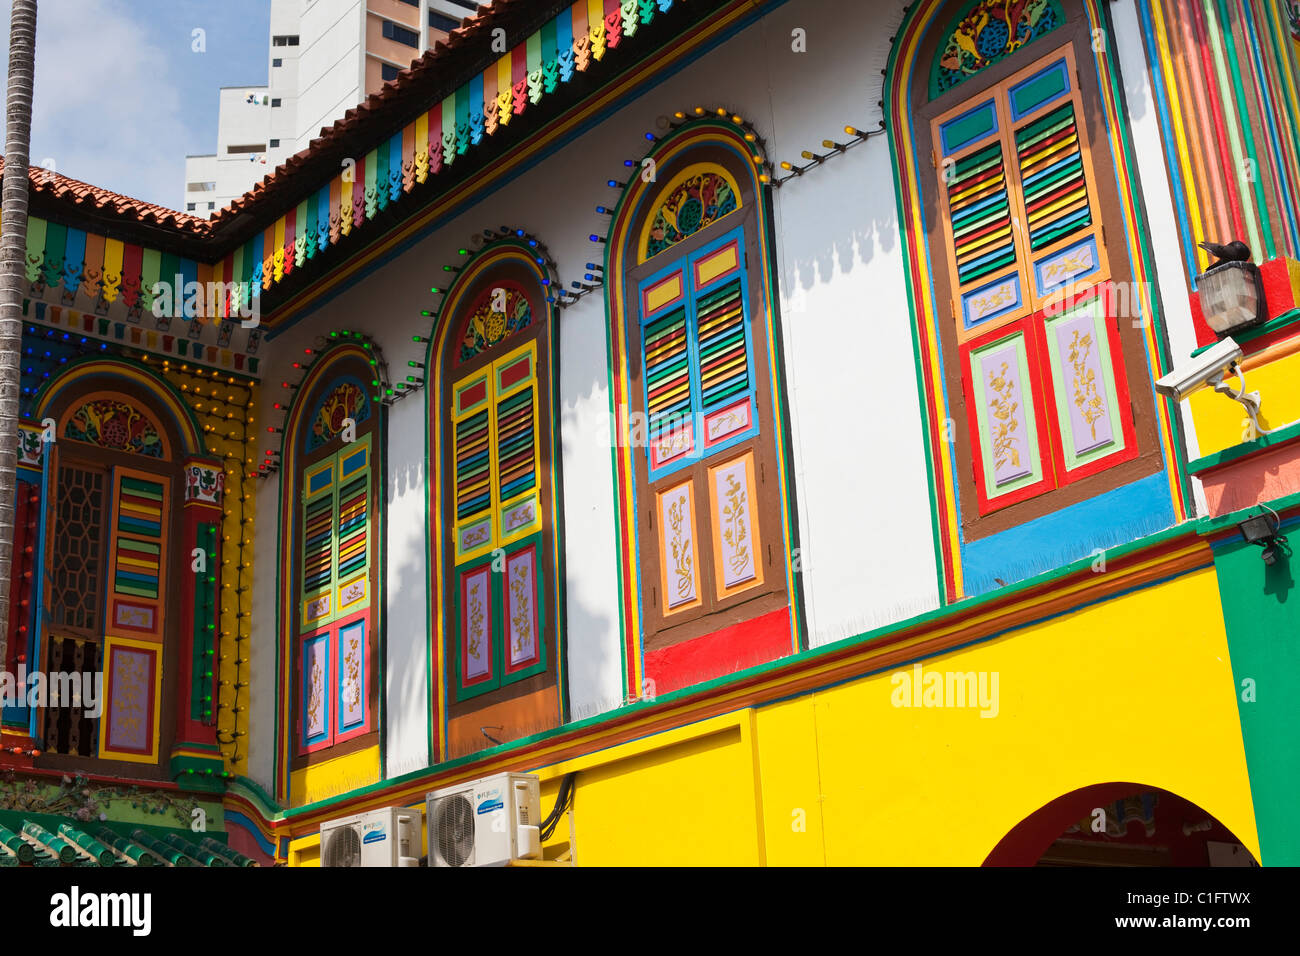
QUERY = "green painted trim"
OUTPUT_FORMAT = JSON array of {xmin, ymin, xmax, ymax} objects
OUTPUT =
[
  {"xmin": 191, "ymin": 523, "xmax": 219, "ymax": 722},
  {"xmin": 378, "ymin": 401, "xmax": 389, "ymax": 778},
  {"xmin": 1186, "ymin": 419, "xmax": 1300, "ymax": 474},
  {"xmin": 1210, "ymin": 534, "xmax": 1300, "ymax": 863},
  {"xmin": 169, "ymin": 756, "xmax": 227, "ymax": 790},
  {"xmin": 1189, "ymin": 309, "xmax": 1300, "ymax": 357},
  {"xmin": 423, "ymin": 325, "xmax": 436, "ymax": 768}
]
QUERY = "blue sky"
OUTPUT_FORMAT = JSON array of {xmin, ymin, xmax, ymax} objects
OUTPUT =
[{"xmin": 4, "ymin": 0, "xmax": 272, "ymax": 208}]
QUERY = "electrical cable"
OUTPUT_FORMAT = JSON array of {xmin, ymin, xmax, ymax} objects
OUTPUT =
[{"xmin": 539, "ymin": 772, "xmax": 576, "ymax": 842}]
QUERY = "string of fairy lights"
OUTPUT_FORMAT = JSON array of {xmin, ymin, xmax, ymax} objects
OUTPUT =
[
  {"xmin": 410, "ymin": 227, "xmax": 565, "ymax": 365},
  {"xmin": 259, "ymin": 329, "xmax": 394, "ymax": 481},
  {"xmin": 588, "ymin": 108, "xmax": 775, "ymax": 265},
  {"xmin": 140, "ymin": 353, "xmax": 258, "ymax": 778}
]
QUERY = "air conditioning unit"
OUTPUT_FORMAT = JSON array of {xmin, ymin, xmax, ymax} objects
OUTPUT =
[
  {"xmin": 320, "ymin": 806, "xmax": 422, "ymax": 868},
  {"xmin": 426, "ymin": 772, "xmax": 542, "ymax": 867}
]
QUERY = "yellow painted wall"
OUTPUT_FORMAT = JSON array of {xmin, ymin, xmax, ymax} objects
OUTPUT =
[
  {"xmin": 288, "ymin": 567, "xmax": 1259, "ymax": 865},
  {"xmin": 290, "ymin": 745, "xmax": 381, "ymax": 808},
  {"xmin": 1187, "ymin": 346, "xmax": 1300, "ymax": 456},
  {"xmin": 545, "ymin": 567, "xmax": 1257, "ymax": 865}
]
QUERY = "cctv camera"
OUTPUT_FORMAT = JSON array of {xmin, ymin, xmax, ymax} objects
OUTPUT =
[{"xmin": 1155, "ymin": 337, "xmax": 1244, "ymax": 402}]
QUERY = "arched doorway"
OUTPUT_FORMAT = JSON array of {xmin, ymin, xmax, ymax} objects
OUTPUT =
[{"xmin": 986, "ymin": 783, "xmax": 1258, "ymax": 866}]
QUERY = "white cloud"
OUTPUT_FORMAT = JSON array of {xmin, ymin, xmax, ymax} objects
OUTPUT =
[{"xmin": 7, "ymin": 0, "xmax": 188, "ymax": 208}]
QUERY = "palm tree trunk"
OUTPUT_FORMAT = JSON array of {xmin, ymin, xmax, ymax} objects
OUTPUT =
[{"xmin": 0, "ymin": 0, "xmax": 38, "ymax": 674}]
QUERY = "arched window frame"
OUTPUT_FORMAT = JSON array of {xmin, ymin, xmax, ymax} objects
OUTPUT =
[
  {"xmin": 603, "ymin": 121, "xmax": 802, "ymax": 697},
  {"xmin": 887, "ymin": 0, "xmax": 1178, "ymax": 600},
  {"xmin": 425, "ymin": 239, "xmax": 565, "ymax": 762},
  {"xmin": 276, "ymin": 345, "xmax": 383, "ymax": 773},
  {"xmin": 31, "ymin": 358, "xmax": 208, "ymax": 777}
]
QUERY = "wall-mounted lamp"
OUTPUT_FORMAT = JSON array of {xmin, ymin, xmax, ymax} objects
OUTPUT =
[
  {"xmin": 1197, "ymin": 240, "xmax": 1266, "ymax": 335},
  {"xmin": 1238, "ymin": 505, "xmax": 1290, "ymax": 566}
]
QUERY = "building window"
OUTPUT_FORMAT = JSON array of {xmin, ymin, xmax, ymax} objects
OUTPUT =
[
  {"xmin": 36, "ymin": 382, "xmax": 196, "ymax": 772},
  {"xmin": 269, "ymin": 138, "xmax": 280, "ymax": 148},
  {"xmin": 186, "ymin": 202, "xmax": 196, "ymax": 211},
  {"xmin": 912, "ymin": 2, "xmax": 1160, "ymax": 540},
  {"xmin": 271, "ymin": 98, "xmax": 282, "ymax": 108},
  {"xmin": 431, "ymin": 243, "xmax": 563, "ymax": 759},
  {"xmin": 207, "ymin": 202, "xmax": 215, "ymax": 210},
  {"xmin": 272, "ymin": 35, "xmax": 299, "ymax": 47},
  {"xmin": 381, "ymin": 63, "xmax": 399, "ymax": 82},
  {"xmin": 185, "ymin": 181, "xmax": 215, "ymax": 192},
  {"xmin": 625, "ymin": 161, "xmax": 788, "ymax": 649},
  {"xmin": 382, "ymin": 20, "xmax": 419, "ymax": 48},
  {"xmin": 226, "ymin": 143, "xmax": 265, "ymax": 154},
  {"xmin": 605, "ymin": 130, "xmax": 798, "ymax": 696},
  {"xmin": 285, "ymin": 356, "xmax": 381, "ymax": 763},
  {"xmin": 429, "ymin": 11, "xmax": 460, "ymax": 32},
  {"xmin": 272, "ymin": 57, "xmax": 282, "ymax": 67}
]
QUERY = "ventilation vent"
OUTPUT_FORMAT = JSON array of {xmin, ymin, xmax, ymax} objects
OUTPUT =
[
  {"xmin": 322, "ymin": 826, "xmax": 362, "ymax": 868},
  {"xmin": 433, "ymin": 793, "xmax": 475, "ymax": 867}
]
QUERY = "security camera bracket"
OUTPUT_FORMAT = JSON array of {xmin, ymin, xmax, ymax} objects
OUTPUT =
[{"xmin": 1209, "ymin": 361, "xmax": 1274, "ymax": 436}]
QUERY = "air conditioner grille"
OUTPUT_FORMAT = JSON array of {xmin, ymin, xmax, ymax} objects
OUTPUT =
[
  {"xmin": 323, "ymin": 826, "xmax": 363, "ymax": 868},
  {"xmin": 435, "ymin": 794, "xmax": 475, "ymax": 867}
]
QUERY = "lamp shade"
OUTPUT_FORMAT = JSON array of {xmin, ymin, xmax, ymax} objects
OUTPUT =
[{"xmin": 1198, "ymin": 261, "xmax": 1265, "ymax": 334}]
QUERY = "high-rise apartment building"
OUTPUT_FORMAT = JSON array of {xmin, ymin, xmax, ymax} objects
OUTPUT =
[{"xmin": 183, "ymin": 0, "xmax": 479, "ymax": 215}]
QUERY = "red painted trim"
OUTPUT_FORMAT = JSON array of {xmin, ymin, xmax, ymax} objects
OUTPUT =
[
  {"xmin": 1260, "ymin": 259, "xmax": 1298, "ymax": 317},
  {"xmin": 4, "ymin": 482, "xmax": 34, "ymax": 673},
  {"xmin": 962, "ymin": 317, "xmax": 1057, "ymax": 515},
  {"xmin": 511, "ymin": 44, "xmax": 526, "ymax": 84},
  {"xmin": 283, "ymin": 208, "xmax": 296, "ymax": 279},
  {"xmin": 1037, "ymin": 283, "xmax": 1139, "ymax": 487},
  {"xmin": 644, "ymin": 606, "xmax": 792, "ymax": 697},
  {"xmin": 1189, "ymin": 288, "xmax": 1216, "ymax": 348}
]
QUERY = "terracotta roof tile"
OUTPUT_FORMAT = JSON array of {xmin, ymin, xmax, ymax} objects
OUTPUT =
[{"xmin": 1, "ymin": 157, "xmax": 212, "ymax": 236}]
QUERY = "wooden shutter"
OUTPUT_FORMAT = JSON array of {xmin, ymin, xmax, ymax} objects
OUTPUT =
[{"xmin": 99, "ymin": 467, "xmax": 171, "ymax": 763}]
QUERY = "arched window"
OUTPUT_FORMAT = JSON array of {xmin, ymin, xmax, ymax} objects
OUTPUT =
[
  {"xmin": 428, "ymin": 240, "xmax": 563, "ymax": 760},
  {"xmin": 899, "ymin": 0, "xmax": 1164, "ymax": 558},
  {"xmin": 33, "ymin": 362, "xmax": 207, "ymax": 775},
  {"xmin": 606, "ymin": 124, "xmax": 800, "ymax": 696},
  {"xmin": 280, "ymin": 347, "xmax": 381, "ymax": 766}
]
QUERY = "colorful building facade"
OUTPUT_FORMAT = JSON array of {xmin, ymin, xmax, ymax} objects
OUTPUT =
[{"xmin": 4, "ymin": 0, "xmax": 1300, "ymax": 867}]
